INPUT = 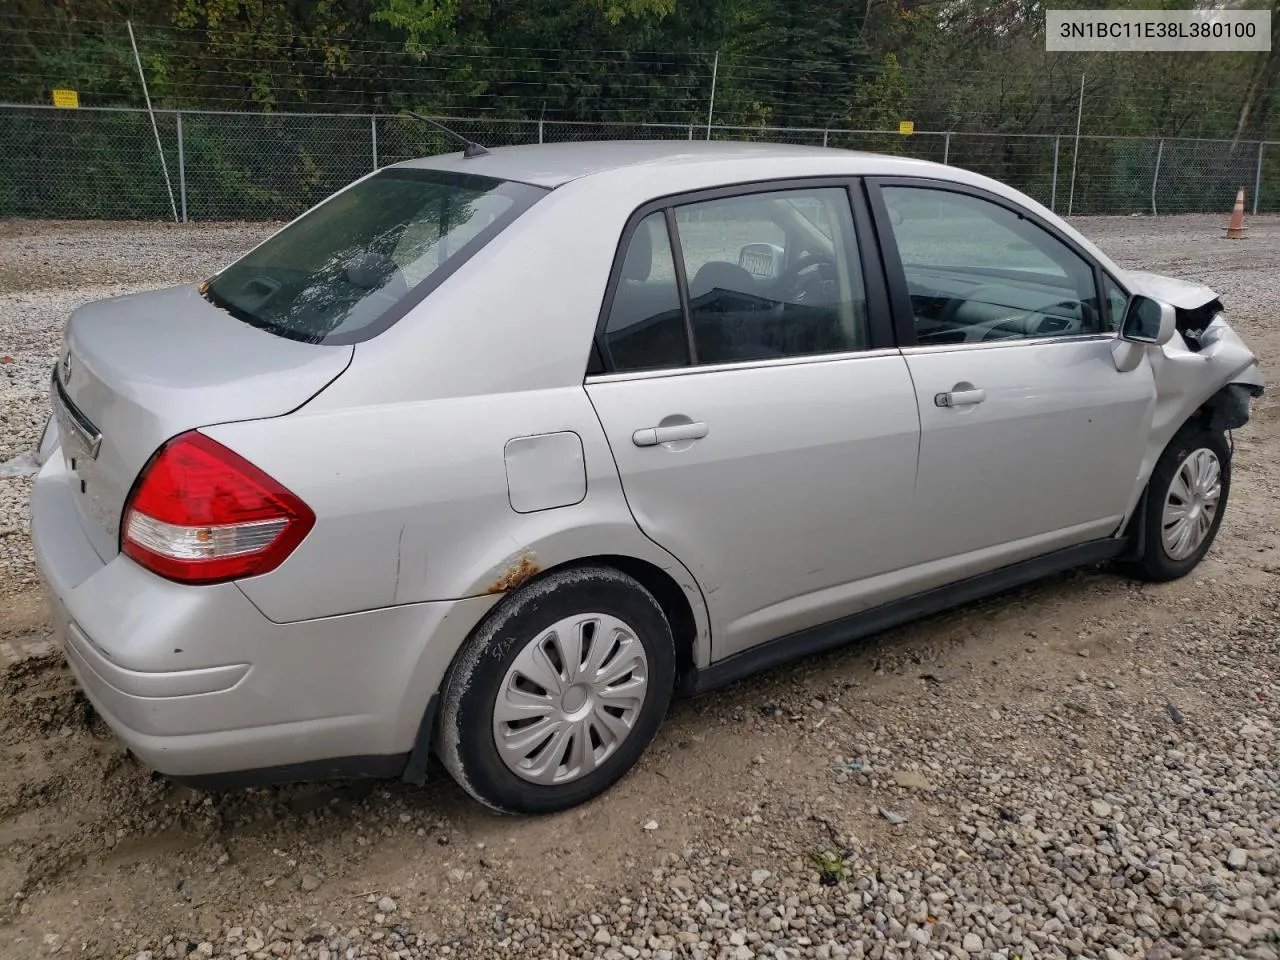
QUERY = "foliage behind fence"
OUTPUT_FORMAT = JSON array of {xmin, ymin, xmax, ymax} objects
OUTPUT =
[{"xmin": 0, "ymin": 104, "xmax": 1274, "ymax": 222}]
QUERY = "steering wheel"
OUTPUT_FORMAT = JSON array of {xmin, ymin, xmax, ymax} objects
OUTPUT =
[{"xmin": 777, "ymin": 252, "xmax": 839, "ymax": 305}]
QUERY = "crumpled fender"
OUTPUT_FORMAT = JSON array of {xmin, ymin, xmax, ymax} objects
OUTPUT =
[
  {"xmin": 1121, "ymin": 268, "xmax": 1263, "ymax": 389},
  {"xmin": 1110, "ymin": 266, "xmax": 1264, "ymax": 532},
  {"xmin": 1123, "ymin": 269, "xmax": 1221, "ymax": 310},
  {"xmin": 1128, "ymin": 312, "xmax": 1264, "ymax": 519}
]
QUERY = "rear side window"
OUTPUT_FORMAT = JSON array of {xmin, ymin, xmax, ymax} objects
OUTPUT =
[
  {"xmin": 675, "ymin": 189, "xmax": 868, "ymax": 363},
  {"xmin": 204, "ymin": 169, "xmax": 546, "ymax": 345},
  {"xmin": 602, "ymin": 213, "xmax": 690, "ymax": 372},
  {"xmin": 599, "ymin": 185, "xmax": 870, "ymax": 373}
]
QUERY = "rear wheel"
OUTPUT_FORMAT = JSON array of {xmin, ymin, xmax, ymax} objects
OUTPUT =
[
  {"xmin": 1123, "ymin": 424, "xmax": 1231, "ymax": 582},
  {"xmin": 436, "ymin": 566, "xmax": 675, "ymax": 814}
]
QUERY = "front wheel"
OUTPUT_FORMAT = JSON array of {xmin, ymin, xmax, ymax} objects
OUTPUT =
[
  {"xmin": 436, "ymin": 566, "xmax": 675, "ymax": 814},
  {"xmin": 1122, "ymin": 423, "xmax": 1231, "ymax": 582}
]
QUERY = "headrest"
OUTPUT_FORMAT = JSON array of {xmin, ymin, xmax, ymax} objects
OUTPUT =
[
  {"xmin": 690, "ymin": 260, "xmax": 757, "ymax": 299},
  {"xmin": 346, "ymin": 251, "xmax": 398, "ymax": 290},
  {"xmin": 620, "ymin": 221, "xmax": 654, "ymax": 282}
]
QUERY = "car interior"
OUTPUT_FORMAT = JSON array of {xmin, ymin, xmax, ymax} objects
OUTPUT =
[
  {"xmin": 882, "ymin": 192, "xmax": 1103, "ymax": 345},
  {"xmin": 902, "ymin": 264, "xmax": 1098, "ymax": 345},
  {"xmin": 603, "ymin": 196, "xmax": 868, "ymax": 370},
  {"xmin": 599, "ymin": 218, "xmax": 691, "ymax": 370}
]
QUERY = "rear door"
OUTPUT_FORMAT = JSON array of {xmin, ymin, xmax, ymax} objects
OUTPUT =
[
  {"xmin": 867, "ymin": 179, "xmax": 1157, "ymax": 573},
  {"xmin": 585, "ymin": 181, "xmax": 921, "ymax": 661}
]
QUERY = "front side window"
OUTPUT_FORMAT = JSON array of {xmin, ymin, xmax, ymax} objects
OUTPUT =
[
  {"xmin": 882, "ymin": 186, "xmax": 1101, "ymax": 346},
  {"xmin": 204, "ymin": 169, "xmax": 546, "ymax": 344}
]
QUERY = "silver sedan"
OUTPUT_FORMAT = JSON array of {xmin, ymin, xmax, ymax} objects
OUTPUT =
[{"xmin": 30, "ymin": 140, "xmax": 1264, "ymax": 813}]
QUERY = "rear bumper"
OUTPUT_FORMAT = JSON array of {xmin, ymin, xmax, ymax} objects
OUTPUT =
[{"xmin": 30, "ymin": 453, "xmax": 498, "ymax": 782}]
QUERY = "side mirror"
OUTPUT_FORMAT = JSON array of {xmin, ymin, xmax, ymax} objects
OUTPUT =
[{"xmin": 1120, "ymin": 295, "xmax": 1176, "ymax": 346}]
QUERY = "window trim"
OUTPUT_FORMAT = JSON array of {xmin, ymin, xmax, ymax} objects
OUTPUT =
[
  {"xmin": 863, "ymin": 176, "xmax": 1114, "ymax": 350},
  {"xmin": 590, "ymin": 176, "xmax": 894, "ymax": 378},
  {"xmin": 663, "ymin": 207, "xmax": 700, "ymax": 365},
  {"xmin": 586, "ymin": 346, "xmax": 904, "ymax": 384},
  {"xmin": 1101, "ymin": 270, "xmax": 1131, "ymax": 333}
]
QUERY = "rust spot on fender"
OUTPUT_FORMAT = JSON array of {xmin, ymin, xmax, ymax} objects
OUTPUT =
[{"xmin": 485, "ymin": 551, "xmax": 540, "ymax": 594}]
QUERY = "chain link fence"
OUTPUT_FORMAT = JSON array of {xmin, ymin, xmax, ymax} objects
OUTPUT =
[{"xmin": 1, "ymin": 103, "xmax": 1274, "ymax": 222}]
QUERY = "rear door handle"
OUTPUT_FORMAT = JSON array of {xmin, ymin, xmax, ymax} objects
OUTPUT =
[
  {"xmin": 934, "ymin": 388, "xmax": 986, "ymax": 408},
  {"xmin": 632, "ymin": 422, "xmax": 709, "ymax": 447}
]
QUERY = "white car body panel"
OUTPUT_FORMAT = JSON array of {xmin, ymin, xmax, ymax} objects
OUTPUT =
[
  {"xmin": 1139, "ymin": 314, "xmax": 1264, "ymax": 484},
  {"xmin": 586, "ymin": 352, "xmax": 921, "ymax": 660},
  {"xmin": 901, "ymin": 336, "xmax": 1157, "ymax": 569},
  {"xmin": 27, "ymin": 140, "xmax": 1264, "ymax": 791},
  {"xmin": 1123, "ymin": 269, "xmax": 1220, "ymax": 310},
  {"xmin": 204, "ymin": 386, "xmax": 710, "ymax": 656}
]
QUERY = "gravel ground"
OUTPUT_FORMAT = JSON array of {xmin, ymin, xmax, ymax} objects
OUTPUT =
[{"xmin": 0, "ymin": 215, "xmax": 1277, "ymax": 960}]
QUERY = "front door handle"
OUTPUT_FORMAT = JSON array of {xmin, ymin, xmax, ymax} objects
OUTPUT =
[
  {"xmin": 632, "ymin": 421, "xmax": 709, "ymax": 447},
  {"xmin": 934, "ymin": 388, "xmax": 986, "ymax": 408}
]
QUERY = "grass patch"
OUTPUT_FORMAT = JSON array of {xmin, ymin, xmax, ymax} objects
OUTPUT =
[{"xmin": 808, "ymin": 847, "xmax": 851, "ymax": 886}]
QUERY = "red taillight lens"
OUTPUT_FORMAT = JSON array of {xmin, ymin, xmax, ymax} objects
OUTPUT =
[{"xmin": 122, "ymin": 431, "xmax": 315, "ymax": 585}]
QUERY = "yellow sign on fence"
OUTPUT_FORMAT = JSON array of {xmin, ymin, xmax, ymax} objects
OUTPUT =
[
  {"xmin": 52, "ymin": 88, "xmax": 79, "ymax": 109},
  {"xmin": 898, "ymin": 119, "xmax": 915, "ymax": 136}
]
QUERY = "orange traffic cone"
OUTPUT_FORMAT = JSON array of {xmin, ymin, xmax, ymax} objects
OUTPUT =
[{"xmin": 1225, "ymin": 188, "xmax": 1247, "ymax": 239}]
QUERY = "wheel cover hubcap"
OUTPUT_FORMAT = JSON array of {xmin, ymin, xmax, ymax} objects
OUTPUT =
[
  {"xmin": 493, "ymin": 613, "xmax": 649, "ymax": 785},
  {"xmin": 1161, "ymin": 448, "xmax": 1221, "ymax": 561}
]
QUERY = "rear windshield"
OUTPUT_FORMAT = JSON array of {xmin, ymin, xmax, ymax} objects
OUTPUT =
[{"xmin": 203, "ymin": 168, "xmax": 547, "ymax": 345}]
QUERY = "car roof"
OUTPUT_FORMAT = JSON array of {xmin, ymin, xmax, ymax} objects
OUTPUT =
[
  {"xmin": 393, "ymin": 139, "xmax": 948, "ymax": 188},
  {"xmin": 385, "ymin": 138, "xmax": 1129, "ymax": 292}
]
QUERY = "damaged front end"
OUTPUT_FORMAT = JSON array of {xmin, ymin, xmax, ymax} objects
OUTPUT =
[{"xmin": 1124, "ymin": 269, "xmax": 1265, "ymax": 470}]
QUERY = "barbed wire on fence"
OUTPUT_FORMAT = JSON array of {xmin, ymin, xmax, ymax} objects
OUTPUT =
[
  {"xmin": 1, "ymin": 13, "xmax": 1275, "ymax": 139},
  {"xmin": 0, "ymin": 103, "xmax": 1274, "ymax": 222}
]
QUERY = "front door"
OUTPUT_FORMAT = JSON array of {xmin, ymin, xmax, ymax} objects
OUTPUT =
[
  {"xmin": 585, "ymin": 184, "xmax": 921, "ymax": 660},
  {"xmin": 871, "ymin": 181, "xmax": 1157, "ymax": 573}
]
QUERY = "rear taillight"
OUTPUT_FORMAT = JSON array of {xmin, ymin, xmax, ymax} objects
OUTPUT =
[{"xmin": 122, "ymin": 431, "xmax": 315, "ymax": 585}]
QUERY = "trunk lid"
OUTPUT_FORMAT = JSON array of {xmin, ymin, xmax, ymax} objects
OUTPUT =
[{"xmin": 53, "ymin": 283, "xmax": 352, "ymax": 561}]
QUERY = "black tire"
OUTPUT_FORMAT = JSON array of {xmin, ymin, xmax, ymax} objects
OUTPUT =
[
  {"xmin": 435, "ymin": 565, "xmax": 676, "ymax": 814},
  {"xmin": 1122, "ymin": 423, "xmax": 1231, "ymax": 583}
]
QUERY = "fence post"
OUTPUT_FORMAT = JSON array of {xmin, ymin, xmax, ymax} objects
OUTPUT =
[
  {"xmin": 1150, "ymin": 139, "xmax": 1164, "ymax": 216},
  {"xmin": 370, "ymin": 115, "xmax": 379, "ymax": 171},
  {"xmin": 705, "ymin": 51, "xmax": 719, "ymax": 141},
  {"xmin": 1255, "ymin": 142, "xmax": 1264, "ymax": 215},
  {"xmin": 943, "ymin": 131, "xmax": 951, "ymax": 165},
  {"xmin": 1051, "ymin": 136, "xmax": 1060, "ymax": 213},
  {"xmin": 176, "ymin": 111, "xmax": 188, "ymax": 223},
  {"xmin": 823, "ymin": 128, "xmax": 829, "ymax": 148},
  {"xmin": 127, "ymin": 20, "xmax": 179, "ymax": 223},
  {"xmin": 1067, "ymin": 72, "xmax": 1085, "ymax": 216},
  {"xmin": 688, "ymin": 123, "xmax": 694, "ymax": 141}
]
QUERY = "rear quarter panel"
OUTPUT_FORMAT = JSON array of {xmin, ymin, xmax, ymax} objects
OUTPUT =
[{"xmin": 201, "ymin": 388, "xmax": 712, "ymax": 664}]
